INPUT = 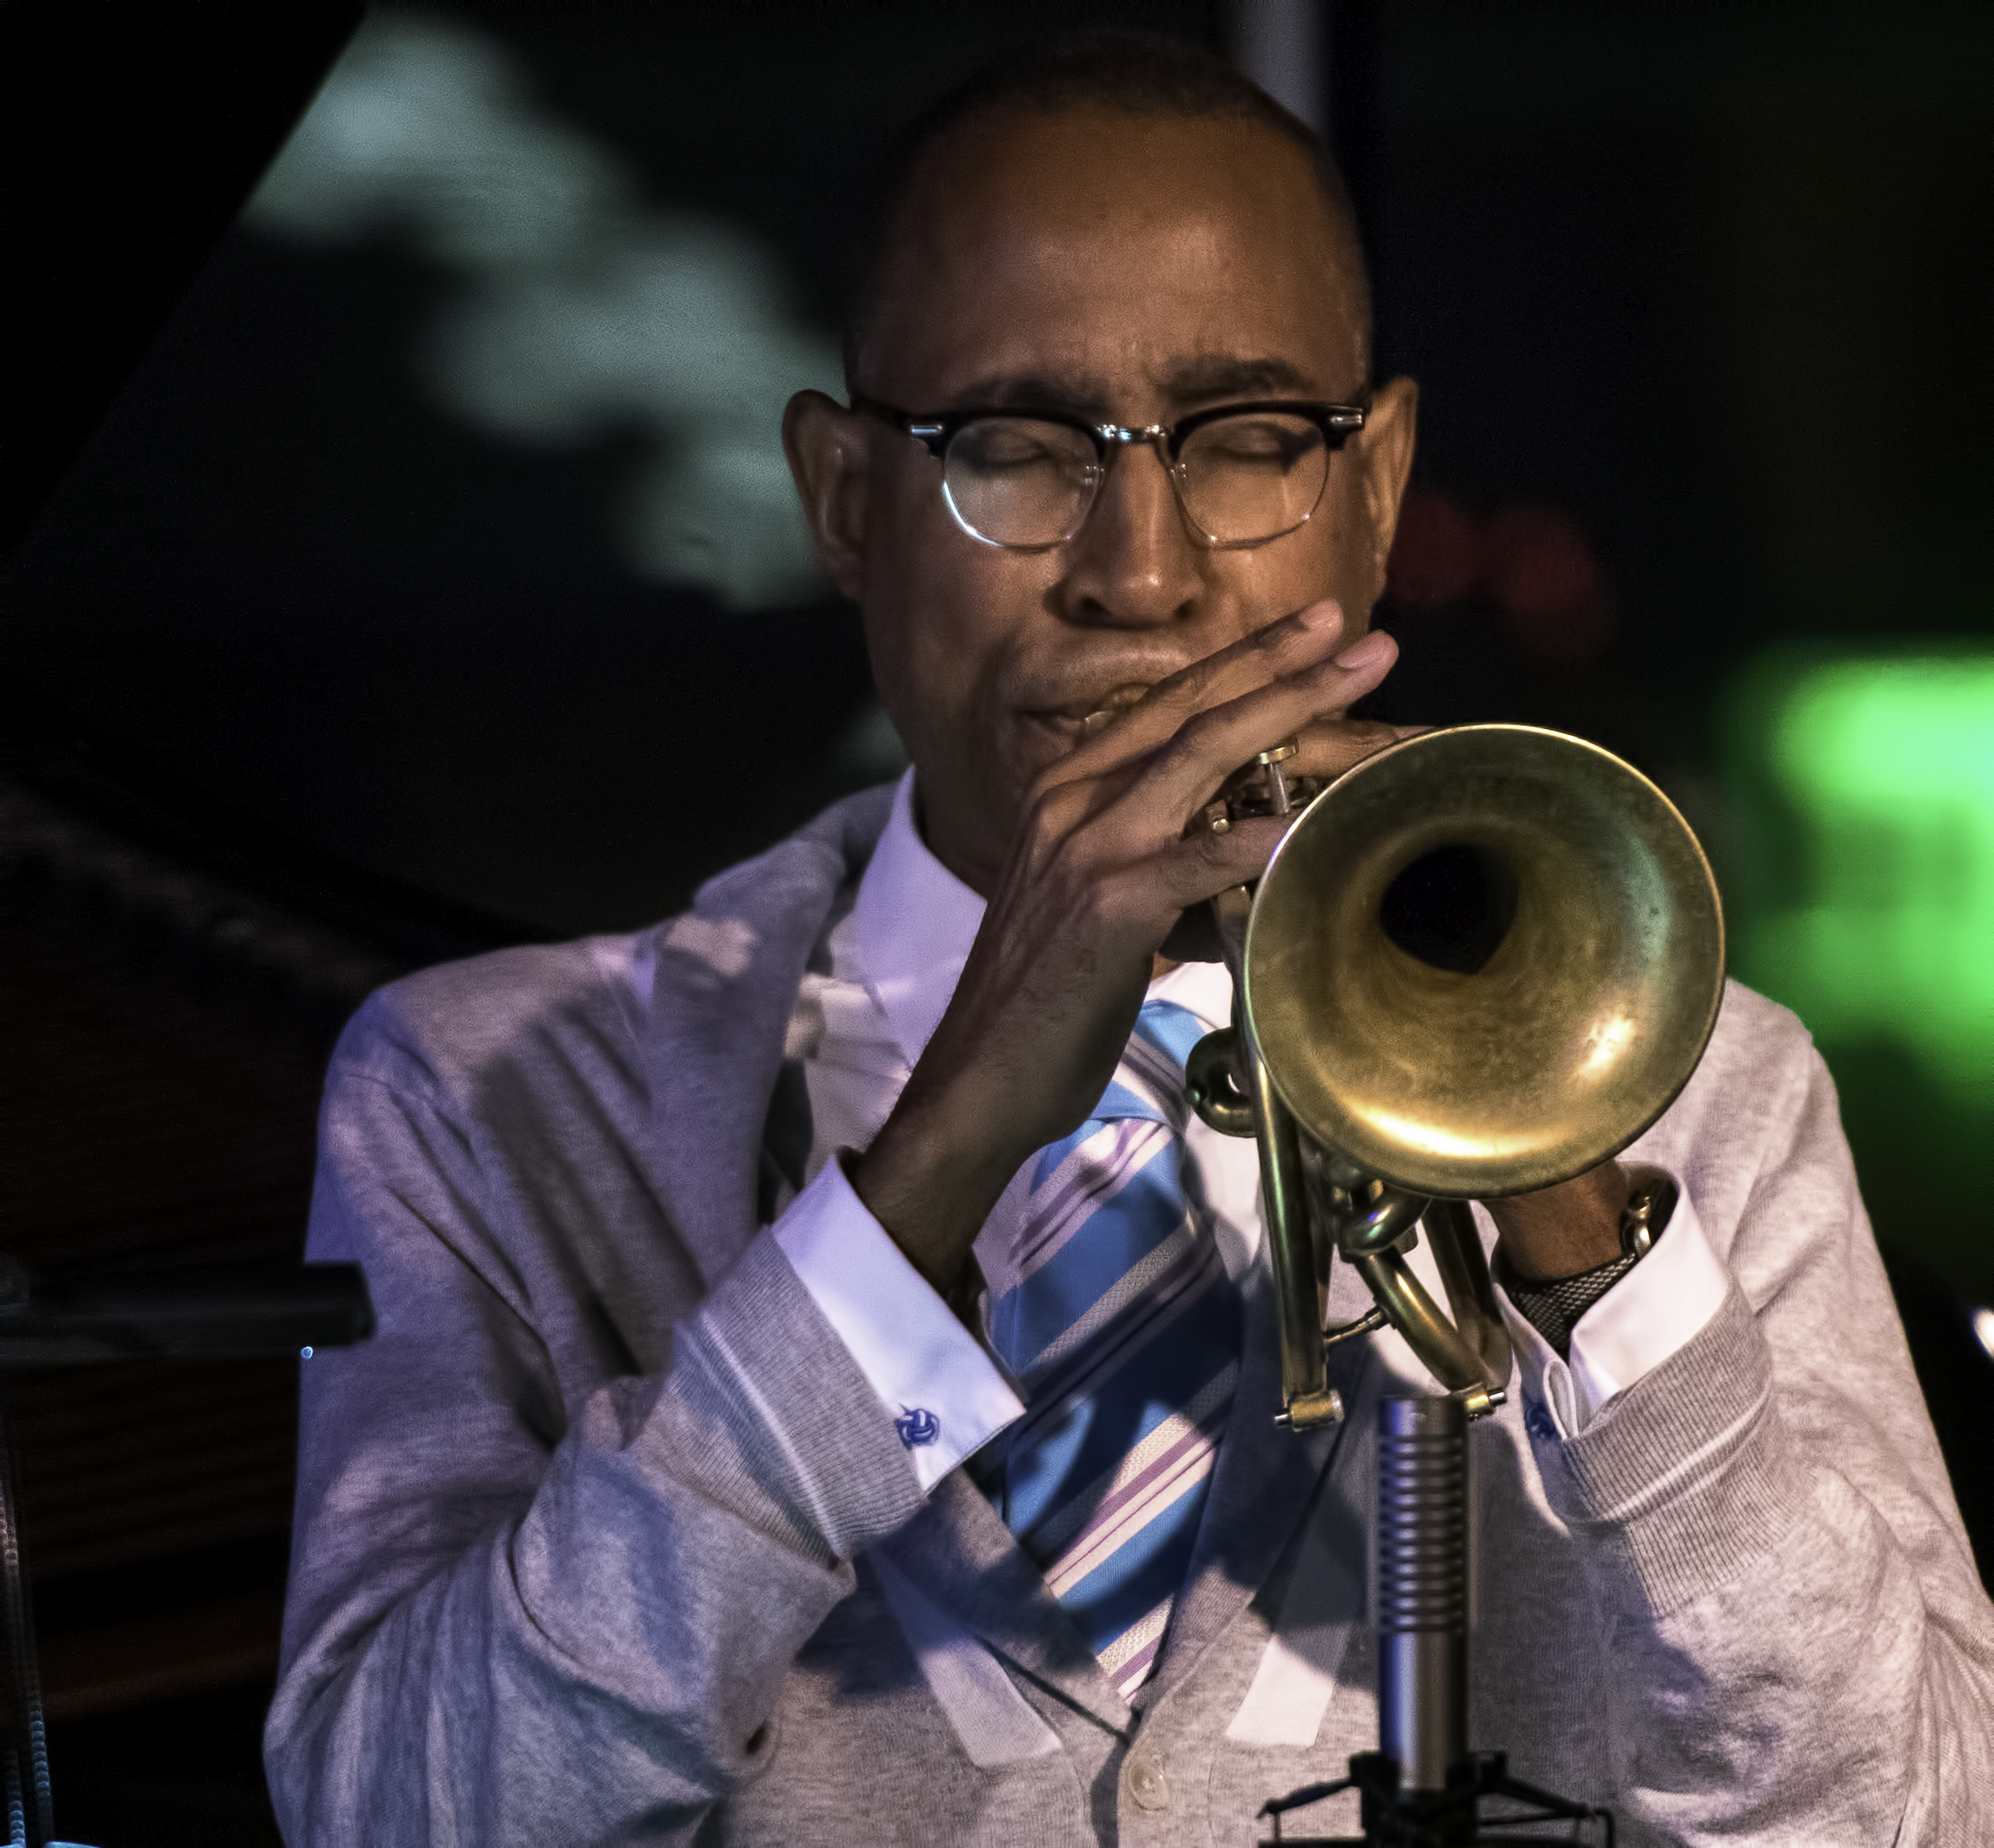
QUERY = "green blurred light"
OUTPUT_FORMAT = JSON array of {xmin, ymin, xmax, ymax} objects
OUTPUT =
[{"xmin": 1742, "ymin": 654, "xmax": 1994, "ymax": 1099}]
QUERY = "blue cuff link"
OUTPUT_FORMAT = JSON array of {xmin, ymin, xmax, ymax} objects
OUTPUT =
[{"xmin": 1523, "ymin": 1397, "xmax": 1560, "ymax": 1443}]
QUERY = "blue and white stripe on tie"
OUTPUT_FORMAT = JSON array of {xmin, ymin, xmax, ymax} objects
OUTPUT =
[{"xmin": 983, "ymin": 998, "xmax": 1243, "ymax": 1698}]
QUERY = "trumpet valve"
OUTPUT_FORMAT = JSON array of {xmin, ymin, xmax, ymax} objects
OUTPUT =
[{"xmin": 1255, "ymin": 739, "xmax": 1299, "ymax": 815}]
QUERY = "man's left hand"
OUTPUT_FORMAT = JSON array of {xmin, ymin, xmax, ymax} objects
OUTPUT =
[{"xmin": 1486, "ymin": 1161, "xmax": 1630, "ymax": 1281}]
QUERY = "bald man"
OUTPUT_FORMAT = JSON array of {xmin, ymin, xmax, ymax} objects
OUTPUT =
[{"xmin": 265, "ymin": 33, "xmax": 1994, "ymax": 1846}]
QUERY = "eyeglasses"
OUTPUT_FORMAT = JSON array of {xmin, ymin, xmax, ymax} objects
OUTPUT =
[{"xmin": 853, "ymin": 393, "xmax": 1370, "ymax": 552}]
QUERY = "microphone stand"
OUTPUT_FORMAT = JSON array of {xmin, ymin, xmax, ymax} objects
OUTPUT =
[
  {"xmin": 0, "ymin": 1259, "xmax": 372, "ymax": 1848},
  {"xmin": 1259, "ymin": 1393, "xmax": 1614, "ymax": 1847}
]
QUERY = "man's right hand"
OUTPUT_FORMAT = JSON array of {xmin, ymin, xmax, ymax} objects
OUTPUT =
[{"xmin": 849, "ymin": 598, "xmax": 1417, "ymax": 1294}]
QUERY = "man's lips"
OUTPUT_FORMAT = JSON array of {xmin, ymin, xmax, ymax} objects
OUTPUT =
[{"xmin": 1025, "ymin": 683, "xmax": 1154, "ymax": 741}]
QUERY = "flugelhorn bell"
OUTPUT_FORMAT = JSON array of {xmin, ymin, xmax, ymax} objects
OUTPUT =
[
  {"xmin": 1193, "ymin": 723, "xmax": 1726, "ymax": 1429},
  {"xmin": 1248, "ymin": 724, "xmax": 1726, "ymax": 1200}
]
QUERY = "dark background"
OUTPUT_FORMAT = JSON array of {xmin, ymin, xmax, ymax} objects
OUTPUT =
[{"xmin": 0, "ymin": 2, "xmax": 1988, "ymax": 1840}]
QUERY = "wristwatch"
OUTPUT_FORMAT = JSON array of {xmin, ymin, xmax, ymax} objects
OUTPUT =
[{"xmin": 1499, "ymin": 1166, "xmax": 1679, "ymax": 1358}]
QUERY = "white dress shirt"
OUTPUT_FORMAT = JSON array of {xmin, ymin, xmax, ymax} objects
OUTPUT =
[{"xmin": 771, "ymin": 770, "xmax": 1732, "ymax": 1486}]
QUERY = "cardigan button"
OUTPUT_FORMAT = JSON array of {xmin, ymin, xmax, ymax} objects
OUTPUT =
[{"xmin": 1125, "ymin": 1749, "xmax": 1170, "ymax": 1811}]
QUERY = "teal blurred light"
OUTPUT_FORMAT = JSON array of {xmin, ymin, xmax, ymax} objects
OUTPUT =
[
  {"xmin": 1731, "ymin": 651, "xmax": 1994, "ymax": 1101},
  {"xmin": 244, "ymin": 12, "xmax": 841, "ymax": 609}
]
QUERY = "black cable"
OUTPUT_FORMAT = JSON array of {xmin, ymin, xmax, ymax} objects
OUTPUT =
[{"xmin": 0, "ymin": 1398, "xmax": 51, "ymax": 1848}]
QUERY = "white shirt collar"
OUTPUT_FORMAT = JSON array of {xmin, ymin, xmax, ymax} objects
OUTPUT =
[
  {"xmin": 853, "ymin": 771, "xmax": 987, "ymax": 1068},
  {"xmin": 852, "ymin": 769, "xmax": 1233, "ymax": 1070}
]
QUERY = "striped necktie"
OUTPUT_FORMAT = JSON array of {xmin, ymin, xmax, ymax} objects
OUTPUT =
[{"xmin": 982, "ymin": 998, "xmax": 1243, "ymax": 1698}]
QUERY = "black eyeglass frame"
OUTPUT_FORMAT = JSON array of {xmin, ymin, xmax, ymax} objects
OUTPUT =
[{"xmin": 849, "ymin": 392, "xmax": 1371, "ymax": 551}]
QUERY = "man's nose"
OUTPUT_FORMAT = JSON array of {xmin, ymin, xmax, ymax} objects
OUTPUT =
[{"xmin": 1055, "ymin": 439, "xmax": 1204, "ymax": 628}]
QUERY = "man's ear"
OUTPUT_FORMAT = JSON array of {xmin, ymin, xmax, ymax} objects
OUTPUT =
[
  {"xmin": 783, "ymin": 389, "xmax": 871, "ymax": 601},
  {"xmin": 1356, "ymin": 374, "xmax": 1420, "ymax": 594}
]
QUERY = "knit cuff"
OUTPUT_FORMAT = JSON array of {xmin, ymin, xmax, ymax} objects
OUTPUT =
[
  {"xmin": 1526, "ymin": 1285, "xmax": 1810, "ymax": 1617},
  {"xmin": 671, "ymin": 1230, "xmax": 929, "ymax": 1565}
]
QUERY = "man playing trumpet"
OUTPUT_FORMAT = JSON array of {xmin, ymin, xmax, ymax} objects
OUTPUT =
[{"xmin": 265, "ymin": 31, "xmax": 1994, "ymax": 1845}]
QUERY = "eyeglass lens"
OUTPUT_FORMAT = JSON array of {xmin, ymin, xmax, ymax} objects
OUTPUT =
[{"xmin": 941, "ymin": 412, "xmax": 1331, "ymax": 549}]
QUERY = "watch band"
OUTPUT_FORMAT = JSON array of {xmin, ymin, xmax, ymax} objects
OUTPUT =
[{"xmin": 1499, "ymin": 1166, "xmax": 1679, "ymax": 1358}]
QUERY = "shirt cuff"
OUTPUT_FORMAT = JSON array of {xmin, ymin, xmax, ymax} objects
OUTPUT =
[
  {"xmin": 1494, "ymin": 1180, "xmax": 1731, "ymax": 1437},
  {"xmin": 771, "ymin": 1156, "xmax": 1024, "ymax": 1492}
]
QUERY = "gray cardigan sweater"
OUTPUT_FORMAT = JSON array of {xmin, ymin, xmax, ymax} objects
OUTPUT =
[{"xmin": 265, "ymin": 786, "xmax": 1994, "ymax": 1846}]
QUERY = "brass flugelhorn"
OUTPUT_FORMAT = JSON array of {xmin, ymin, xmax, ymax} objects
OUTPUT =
[{"xmin": 1186, "ymin": 725, "xmax": 1726, "ymax": 1428}]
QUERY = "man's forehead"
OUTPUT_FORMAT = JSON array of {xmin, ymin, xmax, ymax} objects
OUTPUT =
[
  {"xmin": 864, "ymin": 107, "xmax": 1367, "ymax": 402},
  {"xmin": 948, "ymin": 353, "xmax": 1322, "ymax": 419}
]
